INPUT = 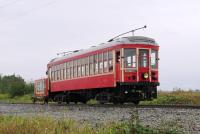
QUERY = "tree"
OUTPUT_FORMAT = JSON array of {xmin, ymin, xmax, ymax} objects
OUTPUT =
[
  {"xmin": 9, "ymin": 81, "xmax": 25, "ymax": 98},
  {"xmin": 0, "ymin": 74, "xmax": 33, "ymax": 97}
]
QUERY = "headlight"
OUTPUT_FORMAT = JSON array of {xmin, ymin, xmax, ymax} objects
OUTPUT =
[{"xmin": 143, "ymin": 73, "xmax": 149, "ymax": 79}]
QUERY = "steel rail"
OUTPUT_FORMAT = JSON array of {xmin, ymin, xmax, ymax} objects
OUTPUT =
[{"xmin": 1, "ymin": 102, "xmax": 200, "ymax": 109}]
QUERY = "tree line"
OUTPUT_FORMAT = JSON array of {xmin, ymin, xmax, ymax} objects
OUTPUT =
[{"xmin": 0, "ymin": 74, "xmax": 34, "ymax": 97}]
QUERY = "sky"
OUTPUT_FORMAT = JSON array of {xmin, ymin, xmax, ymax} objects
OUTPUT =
[{"xmin": 0, "ymin": 0, "xmax": 200, "ymax": 90}]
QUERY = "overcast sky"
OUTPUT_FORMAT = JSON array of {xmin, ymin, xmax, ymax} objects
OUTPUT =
[{"xmin": 0, "ymin": 0, "xmax": 200, "ymax": 90}]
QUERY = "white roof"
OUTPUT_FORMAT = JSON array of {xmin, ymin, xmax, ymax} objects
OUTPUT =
[{"xmin": 49, "ymin": 36, "xmax": 158, "ymax": 64}]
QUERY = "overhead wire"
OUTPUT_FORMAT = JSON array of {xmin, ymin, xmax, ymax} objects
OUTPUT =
[
  {"xmin": 0, "ymin": 0, "xmax": 22, "ymax": 9},
  {"xmin": 0, "ymin": 0, "xmax": 63, "ymax": 24}
]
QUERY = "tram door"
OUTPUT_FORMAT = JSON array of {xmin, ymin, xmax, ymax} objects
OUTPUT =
[
  {"xmin": 115, "ymin": 50, "xmax": 121, "ymax": 82},
  {"xmin": 138, "ymin": 49, "xmax": 150, "ymax": 81}
]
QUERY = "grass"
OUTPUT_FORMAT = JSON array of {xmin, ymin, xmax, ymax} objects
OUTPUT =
[
  {"xmin": 141, "ymin": 90, "xmax": 200, "ymax": 105},
  {"xmin": 0, "ymin": 115, "xmax": 182, "ymax": 134},
  {"xmin": 0, "ymin": 93, "xmax": 32, "ymax": 103},
  {"xmin": 87, "ymin": 99, "xmax": 98, "ymax": 105}
]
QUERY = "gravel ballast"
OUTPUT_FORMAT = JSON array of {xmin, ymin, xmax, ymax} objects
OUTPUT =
[{"xmin": 0, "ymin": 103, "xmax": 200, "ymax": 133}]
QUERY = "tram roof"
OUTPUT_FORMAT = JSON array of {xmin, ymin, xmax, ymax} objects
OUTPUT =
[{"xmin": 49, "ymin": 36, "xmax": 158, "ymax": 64}]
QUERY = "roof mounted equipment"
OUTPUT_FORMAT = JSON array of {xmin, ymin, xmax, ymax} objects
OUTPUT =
[{"xmin": 108, "ymin": 25, "xmax": 147, "ymax": 42}]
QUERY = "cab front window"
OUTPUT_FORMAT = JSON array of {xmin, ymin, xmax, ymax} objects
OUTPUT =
[
  {"xmin": 124, "ymin": 48, "xmax": 136, "ymax": 68},
  {"xmin": 139, "ymin": 49, "xmax": 149, "ymax": 67}
]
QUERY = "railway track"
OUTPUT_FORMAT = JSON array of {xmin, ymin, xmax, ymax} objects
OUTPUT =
[{"xmin": 1, "ymin": 102, "xmax": 200, "ymax": 109}]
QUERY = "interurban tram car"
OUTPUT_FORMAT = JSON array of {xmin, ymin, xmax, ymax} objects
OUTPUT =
[{"xmin": 34, "ymin": 35, "xmax": 159, "ymax": 105}]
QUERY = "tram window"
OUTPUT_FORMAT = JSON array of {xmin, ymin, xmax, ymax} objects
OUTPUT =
[
  {"xmin": 151, "ymin": 50, "xmax": 158, "ymax": 69},
  {"xmin": 57, "ymin": 70, "xmax": 60, "ymax": 80},
  {"xmin": 63, "ymin": 63, "xmax": 65, "ymax": 80},
  {"xmin": 55, "ymin": 65, "xmax": 57, "ymax": 81},
  {"xmin": 85, "ymin": 57, "xmax": 89, "ymax": 76},
  {"xmin": 81, "ymin": 58, "xmax": 85, "ymax": 76},
  {"xmin": 58, "ymin": 65, "xmax": 61, "ymax": 80},
  {"xmin": 81, "ymin": 65, "xmax": 85, "ymax": 76},
  {"xmin": 74, "ymin": 60, "xmax": 78, "ymax": 78},
  {"xmin": 77, "ymin": 59, "xmax": 81, "ymax": 77},
  {"xmin": 63, "ymin": 63, "xmax": 66, "ymax": 80},
  {"xmin": 60, "ymin": 67, "xmax": 62, "ymax": 80},
  {"xmin": 89, "ymin": 56, "xmax": 94, "ymax": 75},
  {"xmin": 103, "ymin": 52, "xmax": 108, "ymax": 73},
  {"xmin": 57, "ymin": 65, "xmax": 60, "ymax": 80},
  {"xmin": 65, "ymin": 62, "xmax": 68, "ymax": 79},
  {"xmin": 124, "ymin": 49, "xmax": 136, "ymax": 68},
  {"xmin": 54, "ymin": 66, "xmax": 56, "ymax": 81},
  {"xmin": 52, "ymin": 66, "xmax": 55, "ymax": 81},
  {"xmin": 51, "ymin": 71, "xmax": 53, "ymax": 81},
  {"xmin": 108, "ymin": 51, "xmax": 113, "ymax": 72},
  {"xmin": 70, "ymin": 61, "xmax": 73, "ymax": 78},
  {"xmin": 98, "ymin": 53, "xmax": 103, "ymax": 74},
  {"xmin": 77, "ymin": 66, "xmax": 81, "ymax": 77},
  {"xmin": 94, "ymin": 54, "xmax": 98, "ymax": 74},
  {"xmin": 67, "ymin": 68, "xmax": 70, "ymax": 79},
  {"xmin": 66, "ymin": 62, "xmax": 70, "ymax": 79},
  {"xmin": 54, "ymin": 70, "xmax": 58, "ymax": 81},
  {"xmin": 139, "ymin": 49, "xmax": 149, "ymax": 67},
  {"xmin": 60, "ymin": 64, "xmax": 63, "ymax": 80},
  {"xmin": 51, "ymin": 66, "xmax": 54, "ymax": 81}
]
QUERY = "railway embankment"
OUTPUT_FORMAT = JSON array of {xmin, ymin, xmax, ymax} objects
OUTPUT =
[{"xmin": 0, "ymin": 103, "xmax": 200, "ymax": 133}]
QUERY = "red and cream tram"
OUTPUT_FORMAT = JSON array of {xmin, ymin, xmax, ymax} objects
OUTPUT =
[{"xmin": 34, "ymin": 35, "xmax": 159, "ymax": 105}]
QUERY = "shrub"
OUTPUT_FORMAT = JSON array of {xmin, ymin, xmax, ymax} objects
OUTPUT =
[{"xmin": 0, "ymin": 74, "xmax": 33, "ymax": 97}]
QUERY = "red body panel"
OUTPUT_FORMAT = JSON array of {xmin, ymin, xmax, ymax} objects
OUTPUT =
[
  {"xmin": 124, "ymin": 71, "xmax": 137, "ymax": 82},
  {"xmin": 115, "ymin": 63, "xmax": 120, "ymax": 82},
  {"xmin": 51, "ymin": 73, "xmax": 114, "ymax": 92},
  {"xmin": 46, "ymin": 43, "xmax": 159, "ymax": 93}
]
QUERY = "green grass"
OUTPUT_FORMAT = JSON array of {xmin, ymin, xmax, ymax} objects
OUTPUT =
[
  {"xmin": 0, "ymin": 115, "xmax": 182, "ymax": 134},
  {"xmin": 141, "ymin": 90, "xmax": 200, "ymax": 105},
  {"xmin": 87, "ymin": 99, "xmax": 98, "ymax": 105},
  {"xmin": 0, "ymin": 93, "xmax": 32, "ymax": 103}
]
